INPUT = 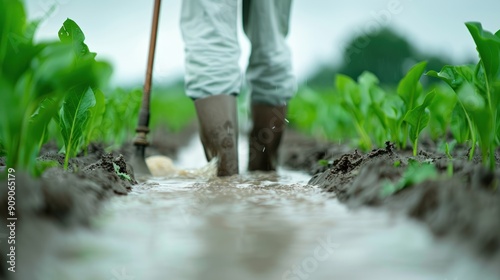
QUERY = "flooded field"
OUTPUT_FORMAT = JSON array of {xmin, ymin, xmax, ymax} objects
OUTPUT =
[{"xmin": 15, "ymin": 137, "xmax": 500, "ymax": 280}]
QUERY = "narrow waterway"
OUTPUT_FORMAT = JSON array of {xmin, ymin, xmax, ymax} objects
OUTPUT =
[{"xmin": 23, "ymin": 136, "xmax": 500, "ymax": 280}]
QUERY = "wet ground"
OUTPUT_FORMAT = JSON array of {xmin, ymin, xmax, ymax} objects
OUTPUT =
[{"xmin": 8, "ymin": 136, "xmax": 499, "ymax": 280}]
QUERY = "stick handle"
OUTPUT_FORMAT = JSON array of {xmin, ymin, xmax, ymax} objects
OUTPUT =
[{"xmin": 134, "ymin": 0, "xmax": 162, "ymax": 146}]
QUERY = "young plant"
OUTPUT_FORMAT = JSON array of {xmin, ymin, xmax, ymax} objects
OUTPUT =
[
  {"xmin": 403, "ymin": 90, "xmax": 436, "ymax": 156},
  {"xmin": 336, "ymin": 74, "xmax": 373, "ymax": 150},
  {"xmin": 445, "ymin": 142, "xmax": 455, "ymax": 177},
  {"xmin": 371, "ymin": 91, "xmax": 405, "ymax": 149},
  {"xmin": 427, "ymin": 85, "xmax": 457, "ymax": 140},
  {"xmin": 84, "ymin": 89, "xmax": 106, "ymax": 150},
  {"xmin": 381, "ymin": 160, "xmax": 438, "ymax": 197},
  {"xmin": 0, "ymin": 0, "xmax": 99, "ymax": 174},
  {"xmin": 288, "ymin": 87, "xmax": 356, "ymax": 143},
  {"xmin": 57, "ymin": 19, "xmax": 110, "ymax": 169},
  {"xmin": 358, "ymin": 72, "xmax": 389, "ymax": 147},
  {"xmin": 59, "ymin": 86, "xmax": 96, "ymax": 169},
  {"xmin": 427, "ymin": 22, "xmax": 500, "ymax": 169},
  {"xmin": 396, "ymin": 61, "xmax": 428, "ymax": 149},
  {"xmin": 100, "ymin": 88, "xmax": 142, "ymax": 148},
  {"xmin": 369, "ymin": 62, "xmax": 430, "ymax": 151},
  {"xmin": 427, "ymin": 65, "xmax": 478, "ymax": 160}
]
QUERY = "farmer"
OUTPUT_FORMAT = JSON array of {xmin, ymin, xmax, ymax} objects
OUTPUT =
[{"xmin": 181, "ymin": 0, "xmax": 295, "ymax": 176}]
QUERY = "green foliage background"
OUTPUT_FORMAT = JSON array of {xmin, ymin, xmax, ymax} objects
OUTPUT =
[{"xmin": 1, "ymin": 0, "xmax": 499, "ymax": 176}]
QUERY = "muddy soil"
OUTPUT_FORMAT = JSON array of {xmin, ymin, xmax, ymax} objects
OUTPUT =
[
  {"xmin": 281, "ymin": 132, "xmax": 500, "ymax": 261},
  {"xmin": 1, "ymin": 125, "xmax": 499, "ymax": 277},
  {"xmin": 0, "ymin": 125, "xmax": 196, "ymax": 278}
]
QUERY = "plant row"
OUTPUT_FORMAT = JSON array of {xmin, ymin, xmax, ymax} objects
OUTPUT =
[
  {"xmin": 0, "ymin": 0, "xmax": 195, "ymax": 176},
  {"xmin": 289, "ymin": 22, "xmax": 500, "ymax": 169}
]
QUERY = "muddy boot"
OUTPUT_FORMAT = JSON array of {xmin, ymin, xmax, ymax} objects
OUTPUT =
[
  {"xmin": 194, "ymin": 95, "xmax": 239, "ymax": 176},
  {"xmin": 248, "ymin": 104, "xmax": 287, "ymax": 171}
]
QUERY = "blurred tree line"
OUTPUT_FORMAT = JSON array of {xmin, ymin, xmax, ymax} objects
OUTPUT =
[{"xmin": 305, "ymin": 28, "xmax": 458, "ymax": 89}]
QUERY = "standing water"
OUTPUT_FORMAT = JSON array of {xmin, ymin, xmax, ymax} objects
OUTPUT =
[{"xmin": 22, "ymin": 136, "xmax": 500, "ymax": 280}]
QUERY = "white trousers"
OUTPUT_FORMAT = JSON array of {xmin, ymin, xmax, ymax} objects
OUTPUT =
[{"xmin": 180, "ymin": 0, "xmax": 295, "ymax": 106}]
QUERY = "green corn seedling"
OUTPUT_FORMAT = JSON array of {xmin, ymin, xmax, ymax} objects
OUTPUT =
[
  {"xmin": 57, "ymin": 19, "xmax": 110, "ymax": 169},
  {"xmin": 0, "ymin": 1, "xmax": 100, "ymax": 174},
  {"xmin": 403, "ymin": 90, "xmax": 436, "ymax": 156},
  {"xmin": 336, "ymin": 74, "xmax": 373, "ymax": 150},
  {"xmin": 428, "ymin": 23, "xmax": 500, "ymax": 169},
  {"xmin": 397, "ymin": 61, "xmax": 428, "ymax": 149}
]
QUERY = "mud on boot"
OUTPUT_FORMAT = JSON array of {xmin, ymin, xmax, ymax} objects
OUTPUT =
[
  {"xmin": 194, "ymin": 95, "xmax": 239, "ymax": 176},
  {"xmin": 248, "ymin": 104, "xmax": 287, "ymax": 171}
]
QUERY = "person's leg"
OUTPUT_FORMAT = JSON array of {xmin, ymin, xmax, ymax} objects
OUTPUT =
[
  {"xmin": 181, "ymin": 0, "xmax": 241, "ymax": 99},
  {"xmin": 243, "ymin": 0, "xmax": 295, "ymax": 171},
  {"xmin": 181, "ymin": 0, "xmax": 240, "ymax": 176},
  {"xmin": 243, "ymin": 0, "xmax": 295, "ymax": 106}
]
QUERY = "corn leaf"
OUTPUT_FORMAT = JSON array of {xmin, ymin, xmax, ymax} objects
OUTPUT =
[
  {"xmin": 427, "ymin": 86, "xmax": 457, "ymax": 139},
  {"xmin": 397, "ymin": 61, "xmax": 427, "ymax": 111},
  {"xmin": 450, "ymin": 104, "xmax": 471, "ymax": 144},
  {"xmin": 60, "ymin": 86, "xmax": 96, "ymax": 169},
  {"xmin": 466, "ymin": 22, "xmax": 500, "ymax": 82},
  {"xmin": 381, "ymin": 161, "xmax": 438, "ymax": 198},
  {"xmin": 337, "ymin": 74, "xmax": 372, "ymax": 150},
  {"xmin": 426, "ymin": 65, "xmax": 475, "ymax": 90},
  {"xmin": 84, "ymin": 88, "xmax": 106, "ymax": 148},
  {"xmin": 465, "ymin": 22, "xmax": 500, "ymax": 169},
  {"xmin": 58, "ymin": 18, "xmax": 96, "ymax": 60},
  {"xmin": 458, "ymin": 82, "xmax": 491, "ymax": 166},
  {"xmin": 426, "ymin": 65, "xmax": 478, "ymax": 159},
  {"xmin": 404, "ymin": 91, "xmax": 436, "ymax": 156},
  {"xmin": 31, "ymin": 97, "xmax": 61, "ymax": 149}
]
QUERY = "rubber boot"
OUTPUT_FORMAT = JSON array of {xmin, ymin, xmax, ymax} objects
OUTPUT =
[
  {"xmin": 194, "ymin": 95, "xmax": 239, "ymax": 176},
  {"xmin": 248, "ymin": 104, "xmax": 287, "ymax": 171}
]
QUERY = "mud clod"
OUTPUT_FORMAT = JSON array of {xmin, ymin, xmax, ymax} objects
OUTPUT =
[{"xmin": 281, "ymin": 131, "xmax": 500, "ymax": 260}]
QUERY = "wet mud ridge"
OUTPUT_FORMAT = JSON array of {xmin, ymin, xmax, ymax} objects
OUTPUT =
[
  {"xmin": 0, "ymin": 126, "xmax": 196, "ymax": 278},
  {"xmin": 0, "ymin": 149, "xmax": 136, "ymax": 275},
  {"xmin": 283, "ymin": 136, "xmax": 500, "ymax": 261}
]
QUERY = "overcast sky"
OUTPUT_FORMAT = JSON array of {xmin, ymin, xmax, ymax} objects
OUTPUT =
[{"xmin": 26, "ymin": 0, "xmax": 500, "ymax": 86}]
